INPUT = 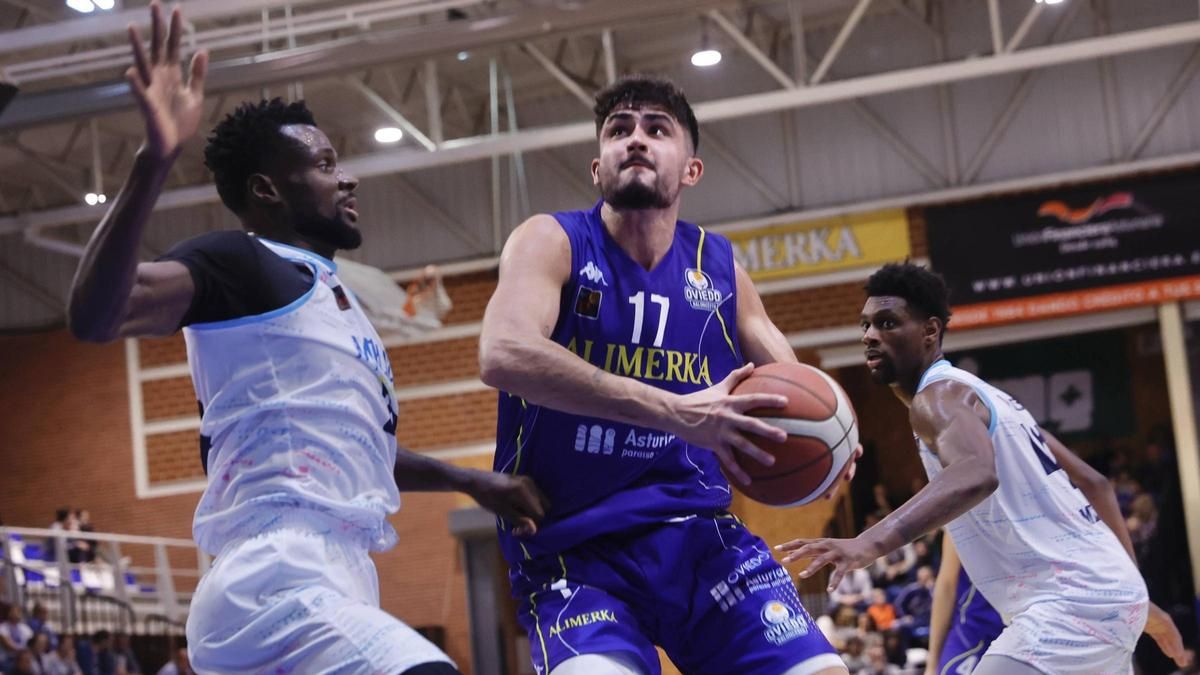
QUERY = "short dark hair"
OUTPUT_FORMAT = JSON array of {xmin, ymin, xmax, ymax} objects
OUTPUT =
[
  {"xmin": 593, "ymin": 75, "xmax": 700, "ymax": 152},
  {"xmin": 865, "ymin": 262, "xmax": 953, "ymax": 331},
  {"xmin": 55, "ymin": 508, "xmax": 69, "ymax": 522},
  {"xmin": 203, "ymin": 98, "xmax": 317, "ymax": 214}
]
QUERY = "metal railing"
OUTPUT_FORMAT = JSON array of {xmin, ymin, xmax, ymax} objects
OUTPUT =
[{"xmin": 0, "ymin": 526, "xmax": 208, "ymax": 635}]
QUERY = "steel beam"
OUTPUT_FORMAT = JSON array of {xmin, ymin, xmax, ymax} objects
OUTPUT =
[
  {"xmin": 708, "ymin": 9, "xmax": 796, "ymax": 89},
  {"xmin": 4, "ymin": 19, "xmax": 1200, "ymax": 233},
  {"xmin": 0, "ymin": 0, "xmax": 743, "ymax": 132},
  {"xmin": 345, "ymin": 77, "xmax": 437, "ymax": 151},
  {"xmin": 987, "ymin": 0, "xmax": 1005, "ymax": 55},
  {"xmin": 1005, "ymin": 2, "xmax": 1046, "ymax": 53},
  {"xmin": 1124, "ymin": 44, "xmax": 1200, "ymax": 160},
  {"xmin": 787, "ymin": 0, "xmax": 807, "ymax": 85},
  {"xmin": 521, "ymin": 42, "xmax": 593, "ymax": 108},
  {"xmin": 811, "ymin": 0, "xmax": 874, "ymax": 85},
  {"xmin": 601, "ymin": 29, "xmax": 618, "ymax": 84},
  {"xmin": 423, "ymin": 60, "xmax": 444, "ymax": 146}
]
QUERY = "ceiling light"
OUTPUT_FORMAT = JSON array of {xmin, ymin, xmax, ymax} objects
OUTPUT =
[
  {"xmin": 84, "ymin": 192, "xmax": 106, "ymax": 205},
  {"xmin": 457, "ymin": 51, "xmax": 470, "ymax": 61},
  {"xmin": 93, "ymin": 0, "xmax": 115, "ymax": 8},
  {"xmin": 1035, "ymin": 0, "xmax": 1065, "ymax": 4},
  {"xmin": 374, "ymin": 127, "xmax": 404, "ymax": 144},
  {"xmin": 65, "ymin": 0, "xmax": 95, "ymax": 13},
  {"xmin": 691, "ymin": 49, "xmax": 722, "ymax": 67}
]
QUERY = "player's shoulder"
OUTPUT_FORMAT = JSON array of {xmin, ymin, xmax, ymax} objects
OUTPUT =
[
  {"xmin": 510, "ymin": 213, "xmax": 570, "ymax": 249},
  {"xmin": 911, "ymin": 377, "xmax": 983, "ymax": 422},
  {"xmin": 159, "ymin": 228, "xmax": 262, "ymax": 261}
]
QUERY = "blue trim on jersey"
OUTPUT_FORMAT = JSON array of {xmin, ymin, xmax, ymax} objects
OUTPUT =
[
  {"xmin": 255, "ymin": 237, "xmax": 338, "ymax": 272},
  {"xmin": 918, "ymin": 359, "xmax": 998, "ymax": 435},
  {"xmin": 917, "ymin": 358, "xmax": 951, "ymax": 391},
  {"xmin": 188, "ymin": 263, "xmax": 319, "ymax": 331}
]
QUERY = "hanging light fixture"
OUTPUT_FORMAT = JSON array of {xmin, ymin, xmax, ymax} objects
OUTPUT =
[{"xmin": 691, "ymin": 18, "xmax": 722, "ymax": 67}]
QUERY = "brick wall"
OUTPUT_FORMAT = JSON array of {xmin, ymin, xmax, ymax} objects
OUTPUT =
[{"xmin": 0, "ymin": 222, "xmax": 927, "ymax": 674}]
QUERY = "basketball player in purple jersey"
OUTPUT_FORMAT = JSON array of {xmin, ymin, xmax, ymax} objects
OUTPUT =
[
  {"xmin": 67, "ymin": 3, "xmax": 546, "ymax": 672},
  {"xmin": 479, "ymin": 76, "xmax": 860, "ymax": 675}
]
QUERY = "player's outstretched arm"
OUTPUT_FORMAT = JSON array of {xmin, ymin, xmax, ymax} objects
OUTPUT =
[
  {"xmin": 924, "ymin": 532, "xmax": 961, "ymax": 675},
  {"xmin": 778, "ymin": 379, "xmax": 997, "ymax": 589},
  {"xmin": 392, "ymin": 444, "xmax": 549, "ymax": 536},
  {"xmin": 479, "ymin": 215, "xmax": 789, "ymax": 484},
  {"xmin": 68, "ymin": 2, "xmax": 209, "ymax": 342},
  {"xmin": 1043, "ymin": 431, "xmax": 1191, "ymax": 669}
]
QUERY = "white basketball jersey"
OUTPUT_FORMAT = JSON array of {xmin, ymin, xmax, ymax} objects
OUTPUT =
[
  {"xmin": 184, "ymin": 238, "xmax": 401, "ymax": 555},
  {"xmin": 915, "ymin": 360, "xmax": 1146, "ymax": 634}
]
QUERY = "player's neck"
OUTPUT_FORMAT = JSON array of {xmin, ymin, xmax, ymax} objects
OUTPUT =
[
  {"xmin": 892, "ymin": 351, "xmax": 946, "ymax": 406},
  {"xmin": 600, "ymin": 201, "xmax": 680, "ymax": 271},
  {"xmin": 247, "ymin": 225, "xmax": 337, "ymax": 261}
]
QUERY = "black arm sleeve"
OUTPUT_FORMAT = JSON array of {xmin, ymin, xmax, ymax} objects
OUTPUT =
[{"xmin": 157, "ymin": 230, "xmax": 313, "ymax": 327}]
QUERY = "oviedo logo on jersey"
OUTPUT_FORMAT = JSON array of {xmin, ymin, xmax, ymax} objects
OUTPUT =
[
  {"xmin": 759, "ymin": 601, "xmax": 810, "ymax": 646},
  {"xmin": 684, "ymin": 268, "xmax": 723, "ymax": 311}
]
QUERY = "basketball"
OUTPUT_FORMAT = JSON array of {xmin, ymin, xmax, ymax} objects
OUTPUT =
[{"xmin": 729, "ymin": 362, "xmax": 860, "ymax": 507}]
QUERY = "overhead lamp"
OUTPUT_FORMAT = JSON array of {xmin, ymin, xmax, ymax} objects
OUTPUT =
[
  {"xmin": 691, "ymin": 49, "xmax": 722, "ymax": 67},
  {"xmin": 1034, "ymin": 0, "xmax": 1065, "ymax": 4},
  {"xmin": 94, "ymin": 0, "xmax": 115, "ymax": 8},
  {"xmin": 456, "ymin": 51, "xmax": 470, "ymax": 61},
  {"xmin": 66, "ymin": 0, "xmax": 95, "ymax": 12},
  {"xmin": 691, "ymin": 18, "xmax": 722, "ymax": 68},
  {"xmin": 84, "ymin": 192, "xmax": 106, "ymax": 206},
  {"xmin": 374, "ymin": 127, "xmax": 404, "ymax": 144}
]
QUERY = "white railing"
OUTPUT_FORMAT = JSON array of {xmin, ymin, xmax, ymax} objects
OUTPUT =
[{"xmin": 0, "ymin": 526, "xmax": 208, "ymax": 635}]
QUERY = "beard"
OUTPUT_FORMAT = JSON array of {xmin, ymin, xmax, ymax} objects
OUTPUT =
[
  {"xmin": 295, "ymin": 212, "xmax": 363, "ymax": 251},
  {"xmin": 867, "ymin": 358, "xmax": 896, "ymax": 385},
  {"xmin": 601, "ymin": 173, "xmax": 673, "ymax": 210}
]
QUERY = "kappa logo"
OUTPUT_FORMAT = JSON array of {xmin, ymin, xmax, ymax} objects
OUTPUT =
[{"xmin": 579, "ymin": 261, "xmax": 608, "ymax": 286}]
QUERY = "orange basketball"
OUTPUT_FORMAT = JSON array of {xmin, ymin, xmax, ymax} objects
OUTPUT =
[{"xmin": 729, "ymin": 362, "xmax": 860, "ymax": 507}]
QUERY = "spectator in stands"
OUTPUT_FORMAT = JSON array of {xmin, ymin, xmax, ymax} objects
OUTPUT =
[
  {"xmin": 911, "ymin": 538, "xmax": 935, "ymax": 572},
  {"xmin": 854, "ymin": 613, "xmax": 883, "ymax": 649},
  {"xmin": 76, "ymin": 512, "xmax": 97, "ymax": 565},
  {"xmin": 1112, "ymin": 469, "xmax": 1141, "ymax": 517},
  {"xmin": 866, "ymin": 588, "xmax": 896, "ymax": 632},
  {"xmin": 110, "ymin": 636, "xmax": 138, "ymax": 675},
  {"xmin": 871, "ymin": 484, "xmax": 893, "ymax": 517},
  {"xmin": 65, "ymin": 513, "xmax": 91, "ymax": 566},
  {"xmin": 0, "ymin": 605, "xmax": 33, "ymax": 662},
  {"xmin": 153, "ymin": 648, "xmax": 190, "ymax": 675},
  {"xmin": 829, "ymin": 567, "xmax": 873, "ymax": 612},
  {"xmin": 73, "ymin": 635, "xmax": 95, "ymax": 675},
  {"xmin": 1127, "ymin": 492, "xmax": 1159, "ymax": 556},
  {"xmin": 41, "ymin": 636, "xmax": 81, "ymax": 675},
  {"xmin": 7, "ymin": 649, "xmax": 36, "ymax": 675},
  {"xmin": 869, "ymin": 540, "xmax": 917, "ymax": 588},
  {"xmin": 858, "ymin": 645, "xmax": 900, "ymax": 675},
  {"xmin": 894, "ymin": 565, "xmax": 935, "ymax": 646},
  {"xmin": 45, "ymin": 510, "xmax": 70, "ymax": 563},
  {"xmin": 89, "ymin": 631, "xmax": 118, "ymax": 675},
  {"xmin": 831, "ymin": 605, "xmax": 861, "ymax": 649},
  {"xmin": 27, "ymin": 633, "xmax": 50, "ymax": 674},
  {"xmin": 25, "ymin": 606, "xmax": 55, "ymax": 651},
  {"xmin": 841, "ymin": 636, "xmax": 868, "ymax": 671}
]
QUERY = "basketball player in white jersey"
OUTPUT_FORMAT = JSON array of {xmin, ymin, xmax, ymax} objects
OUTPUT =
[
  {"xmin": 778, "ymin": 262, "xmax": 1187, "ymax": 674},
  {"xmin": 66, "ymin": 3, "xmax": 547, "ymax": 672}
]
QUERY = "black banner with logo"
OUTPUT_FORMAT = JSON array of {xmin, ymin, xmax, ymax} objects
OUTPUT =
[{"xmin": 926, "ymin": 171, "xmax": 1200, "ymax": 306}]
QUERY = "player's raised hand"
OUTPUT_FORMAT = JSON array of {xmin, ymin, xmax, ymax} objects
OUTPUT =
[
  {"xmin": 669, "ymin": 362, "xmax": 787, "ymax": 486},
  {"xmin": 466, "ymin": 471, "xmax": 550, "ymax": 537},
  {"xmin": 126, "ymin": 1, "xmax": 209, "ymax": 161},
  {"xmin": 774, "ymin": 535, "xmax": 876, "ymax": 592},
  {"xmin": 1144, "ymin": 601, "xmax": 1190, "ymax": 669}
]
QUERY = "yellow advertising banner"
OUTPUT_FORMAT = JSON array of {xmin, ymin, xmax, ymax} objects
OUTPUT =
[{"xmin": 725, "ymin": 209, "xmax": 911, "ymax": 282}]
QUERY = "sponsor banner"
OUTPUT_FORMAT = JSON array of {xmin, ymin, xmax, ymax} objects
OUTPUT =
[
  {"xmin": 951, "ymin": 275, "xmax": 1200, "ymax": 329},
  {"xmin": 727, "ymin": 209, "xmax": 910, "ymax": 282},
  {"xmin": 927, "ymin": 171, "xmax": 1200, "ymax": 326}
]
